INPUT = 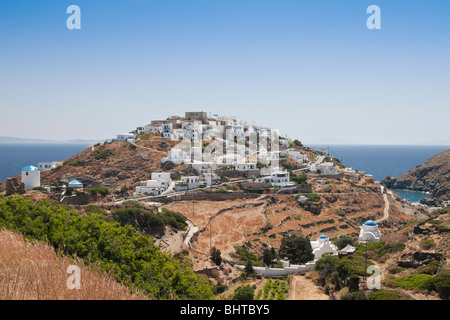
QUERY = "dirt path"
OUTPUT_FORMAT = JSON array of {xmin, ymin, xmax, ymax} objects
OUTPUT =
[
  {"xmin": 375, "ymin": 186, "xmax": 390, "ymax": 223},
  {"xmin": 286, "ymin": 275, "xmax": 329, "ymax": 300}
]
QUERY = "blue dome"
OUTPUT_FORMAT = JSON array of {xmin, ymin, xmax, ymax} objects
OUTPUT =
[
  {"xmin": 319, "ymin": 234, "xmax": 328, "ymax": 239},
  {"xmin": 68, "ymin": 179, "xmax": 83, "ymax": 187},
  {"xmin": 364, "ymin": 220, "xmax": 377, "ymax": 227},
  {"xmin": 22, "ymin": 165, "xmax": 39, "ymax": 171}
]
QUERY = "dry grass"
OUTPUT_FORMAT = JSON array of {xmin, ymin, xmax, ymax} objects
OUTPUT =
[{"xmin": 0, "ymin": 229, "xmax": 148, "ymax": 300}]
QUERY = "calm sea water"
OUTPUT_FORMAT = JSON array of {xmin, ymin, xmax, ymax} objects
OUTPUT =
[
  {"xmin": 308, "ymin": 144, "xmax": 450, "ymax": 202},
  {"xmin": 0, "ymin": 144, "xmax": 88, "ymax": 182}
]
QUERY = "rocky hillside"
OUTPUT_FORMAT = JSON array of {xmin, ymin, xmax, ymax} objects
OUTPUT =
[{"xmin": 382, "ymin": 149, "xmax": 450, "ymax": 203}]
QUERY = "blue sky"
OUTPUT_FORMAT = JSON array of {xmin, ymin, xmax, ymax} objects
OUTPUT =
[{"xmin": 0, "ymin": 0, "xmax": 449, "ymax": 144}]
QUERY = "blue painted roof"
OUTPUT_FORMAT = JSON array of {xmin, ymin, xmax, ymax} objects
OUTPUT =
[
  {"xmin": 68, "ymin": 179, "xmax": 83, "ymax": 186},
  {"xmin": 22, "ymin": 165, "xmax": 39, "ymax": 171},
  {"xmin": 364, "ymin": 220, "xmax": 377, "ymax": 226},
  {"xmin": 319, "ymin": 234, "xmax": 328, "ymax": 239}
]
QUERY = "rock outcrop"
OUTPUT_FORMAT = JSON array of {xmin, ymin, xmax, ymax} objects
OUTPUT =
[{"xmin": 5, "ymin": 177, "xmax": 26, "ymax": 196}]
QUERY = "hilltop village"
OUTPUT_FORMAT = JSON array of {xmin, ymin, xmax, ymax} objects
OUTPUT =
[{"xmin": 1, "ymin": 111, "xmax": 449, "ymax": 300}]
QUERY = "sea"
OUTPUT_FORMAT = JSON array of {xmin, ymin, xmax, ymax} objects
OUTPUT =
[
  {"xmin": 1, "ymin": 143, "xmax": 449, "ymax": 203},
  {"xmin": 308, "ymin": 144, "xmax": 450, "ymax": 203},
  {"xmin": 0, "ymin": 143, "xmax": 88, "ymax": 183}
]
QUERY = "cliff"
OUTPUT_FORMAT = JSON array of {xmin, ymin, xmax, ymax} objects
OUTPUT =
[{"xmin": 382, "ymin": 149, "xmax": 450, "ymax": 202}]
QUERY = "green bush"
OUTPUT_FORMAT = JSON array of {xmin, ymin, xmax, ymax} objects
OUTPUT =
[
  {"xmin": 383, "ymin": 274, "xmax": 434, "ymax": 292},
  {"xmin": 368, "ymin": 289, "xmax": 401, "ymax": 300},
  {"xmin": 32, "ymin": 186, "xmax": 46, "ymax": 191},
  {"xmin": 0, "ymin": 196, "xmax": 214, "ymax": 300},
  {"xmin": 86, "ymin": 187, "xmax": 110, "ymax": 196},
  {"xmin": 306, "ymin": 193, "xmax": 321, "ymax": 202},
  {"xmin": 423, "ymin": 269, "xmax": 450, "ymax": 299},
  {"xmin": 94, "ymin": 147, "xmax": 110, "ymax": 160},
  {"xmin": 278, "ymin": 233, "xmax": 314, "ymax": 265},
  {"xmin": 233, "ymin": 284, "xmax": 254, "ymax": 300},
  {"xmin": 234, "ymin": 246, "xmax": 263, "ymax": 267},
  {"xmin": 341, "ymin": 291, "xmax": 366, "ymax": 300}
]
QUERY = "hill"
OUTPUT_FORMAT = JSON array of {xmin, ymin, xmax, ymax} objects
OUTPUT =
[
  {"xmin": 0, "ymin": 134, "xmax": 188, "ymax": 196},
  {"xmin": 382, "ymin": 149, "xmax": 450, "ymax": 204}
]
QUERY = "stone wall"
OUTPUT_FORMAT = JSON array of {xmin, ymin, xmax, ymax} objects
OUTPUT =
[
  {"xmin": 5, "ymin": 177, "xmax": 26, "ymax": 196},
  {"xmin": 60, "ymin": 193, "xmax": 89, "ymax": 205},
  {"xmin": 235, "ymin": 262, "xmax": 316, "ymax": 277}
]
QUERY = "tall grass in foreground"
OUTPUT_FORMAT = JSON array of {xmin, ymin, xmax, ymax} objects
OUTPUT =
[{"xmin": 0, "ymin": 229, "xmax": 146, "ymax": 300}]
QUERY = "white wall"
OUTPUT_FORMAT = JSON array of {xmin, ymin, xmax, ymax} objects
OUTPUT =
[{"xmin": 22, "ymin": 170, "xmax": 40, "ymax": 189}]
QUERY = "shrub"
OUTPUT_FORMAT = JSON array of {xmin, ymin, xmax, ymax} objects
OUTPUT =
[
  {"xmin": 341, "ymin": 291, "xmax": 366, "ymax": 300},
  {"xmin": 424, "ymin": 269, "xmax": 450, "ymax": 299},
  {"xmin": 278, "ymin": 233, "xmax": 314, "ymax": 265},
  {"xmin": 211, "ymin": 246, "xmax": 222, "ymax": 266},
  {"xmin": 419, "ymin": 238, "xmax": 435, "ymax": 250},
  {"xmin": 94, "ymin": 147, "xmax": 110, "ymax": 160},
  {"xmin": 233, "ymin": 284, "xmax": 254, "ymax": 300},
  {"xmin": 332, "ymin": 234, "xmax": 356, "ymax": 250},
  {"xmin": 306, "ymin": 193, "xmax": 321, "ymax": 202},
  {"xmin": 234, "ymin": 246, "xmax": 263, "ymax": 267},
  {"xmin": 86, "ymin": 187, "xmax": 110, "ymax": 196},
  {"xmin": 69, "ymin": 160, "xmax": 79, "ymax": 166},
  {"xmin": 368, "ymin": 289, "xmax": 401, "ymax": 300},
  {"xmin": 384, "ymin": 274, "xmax": 434, "ymax": 292}
]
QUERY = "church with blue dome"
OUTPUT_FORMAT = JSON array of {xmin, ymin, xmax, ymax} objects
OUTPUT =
[{"xmin": 359, "ymin": 220, "xmax": 381, "ymax": 242}]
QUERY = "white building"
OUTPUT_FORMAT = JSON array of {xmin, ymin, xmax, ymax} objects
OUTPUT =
[
  {"xmin": 269, "ymin": 169, "xmax": 295, "ymax": 188},
  {"xmin": 316, "ymin": 162, "xmax": 338, "ymax": 175},
  {"xmin": 162, "ymin": 123, "xmax": 173, "ymax": 139},
  {"xmin": 134, "ymin": 179, "xmax": 169, "ymax": 196},
  {"xmin": 359, "ymin": 220, "xmax": 381, "ymax": 243},
  {"xmin": 443, "ymin": 201, "xmax": 450, "ymax": 208},
  {"xmin": 235, "ymin": 162, "xmax": 257, "ymax": 171},
  {"xmin": 175, "ymin": 176, "xmax": 200, "ymax": 191},
  {"xmin": 310, "ymin": 234, "xmax": 339, "ymax": 260},
  {"xmin": 21, "ymin": 165, "xmax": 40, "ymax": 189},
  {"xmin": 161, "ymin": 148, "xmax": 190, "ymax": 164},
  {"xmin": 151, "ymin": 172, "xmax": 171, "ymax": 183},
  {"xmin": 134, "ymin": 172, "xmax": 172, "ymax": 196},
  {"xmin": 37, "ymin": 161, "xmax": 62, "ymax": 172},
  {"xmin": 286, "ymin": 149, "xmax": 308, "ymax": 163},
  {"xmin": 116, "ymin": 133, "xmax": 135, "ymax": 142}
]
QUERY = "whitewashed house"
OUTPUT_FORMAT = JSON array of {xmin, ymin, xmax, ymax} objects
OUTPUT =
[
  {"xmin": 134, "ymin": 180, "xmax": 168, "ymax": 196},
  {"xmin": 21, "ymin": 165, "xmax": 40, "ymax": 189},
  {"xmin": 37, "ymin": 161, "xmax": 62, "ymax": 172},
  {"xmin": 269, "ymin": 169, "xmax": 295, "ymax": 188},
  {"xmin": 161, "ymin": 148, "xmax": 190, "ymax": 164},
  {"xmin": 162, "ymin": 123, "xmax": 173, "ymax": 139},
  {"xmin": 286, "ymin": 150, "xmax": 308, "ymax": 164},
  {"xmin": 316, "ymin": 162, "xmax": 338, "ymax": 175},
  {"xmin": 175, "ymin": 176, "xmax": 200, "ymax": 191},
  {"xmin": 235, "ymin": 162, "xmax": 257, "ymax": 171},
  {"xmin": 134, "ymin": 172, "xmax": 172, "ymax": 196},
  {"xmin": 141, "ymin": 124, "xmax": 161, "ymax": 134},
  {"xmin": 116, "ymin": 133, "xmax": 135, "ymax": 142}
]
